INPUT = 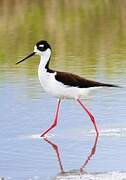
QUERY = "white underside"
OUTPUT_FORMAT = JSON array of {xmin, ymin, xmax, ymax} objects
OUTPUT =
[{"xmin": 38, "ymin": 68, "xmax": 102, "ymax": 99}]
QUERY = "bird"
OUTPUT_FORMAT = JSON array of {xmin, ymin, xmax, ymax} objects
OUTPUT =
[{"xmin": 16, "ymin": 40, "xmax": 119, "ymax": 137}]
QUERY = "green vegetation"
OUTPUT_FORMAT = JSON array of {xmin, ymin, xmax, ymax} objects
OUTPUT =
[{"xmin": 0, "ymin": 0, "xmax": 125, "ymax": 80}]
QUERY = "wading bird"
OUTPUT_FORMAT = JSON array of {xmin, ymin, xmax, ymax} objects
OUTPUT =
[{"xmin": 16, "ymin": 40, "xmax": 118, "ymax": 137}]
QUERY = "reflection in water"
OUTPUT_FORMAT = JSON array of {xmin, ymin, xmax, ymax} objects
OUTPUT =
[
  {"xmin": 43, "ymin": 134, "xmax": 99, "ymax": 178},
  {"xmin": 80, "ymin": 134, "xmax": 99, "ymax": 172},
  {"xmin": 44, "ymin": 138, "xmax": 64, "ymax": 173},
  {"xmin": 0, "ymin": 1, "xmax": 125, "ymax": 179}
]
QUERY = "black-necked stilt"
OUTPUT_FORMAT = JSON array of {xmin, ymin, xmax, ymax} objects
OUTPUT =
[{"xmin": 16, "ymin": 40, "xmax": 119, "ymax": 137}]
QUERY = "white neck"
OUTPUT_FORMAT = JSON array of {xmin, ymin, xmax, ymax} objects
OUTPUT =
[{"xmin": 39, "ymin": 48, "xmax": 51, "ymax": 72}]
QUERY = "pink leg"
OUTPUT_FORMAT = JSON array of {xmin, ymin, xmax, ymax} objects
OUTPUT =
[
  {"xmin": 40, "ymin": 99, "xmax": 61, "ymax": 137},
  {"xmin": 77, "ymin": 99, "xmax": 99, "ymax": 135}
]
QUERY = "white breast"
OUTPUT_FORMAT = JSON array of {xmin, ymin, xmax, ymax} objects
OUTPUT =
[{"xmin": 38, "ymin": 67, "xmax": 57, "ymax": 95}]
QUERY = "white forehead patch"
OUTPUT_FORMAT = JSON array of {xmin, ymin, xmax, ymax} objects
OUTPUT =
[
  {"xmin": 34, "ymin": 45, "xmax": 37, "ymax": 52},
  {"xmin": 39, "ymin": 44, "xmax": 44, "ymax": 47}
]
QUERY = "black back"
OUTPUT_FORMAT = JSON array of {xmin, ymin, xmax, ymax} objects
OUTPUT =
[{"xmin": 55, "ymin": 71, "xmax": 118, "ymax": 88}]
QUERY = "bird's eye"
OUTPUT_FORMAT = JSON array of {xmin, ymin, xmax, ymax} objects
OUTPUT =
[{"xmin": 38, "ymin": 44, "xmax": 44, "ymax": 51}]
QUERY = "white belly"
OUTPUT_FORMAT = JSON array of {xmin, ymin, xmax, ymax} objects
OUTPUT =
[{"xmin": 38, "ymin": 69, "xmax": 100, "ymax": 99}]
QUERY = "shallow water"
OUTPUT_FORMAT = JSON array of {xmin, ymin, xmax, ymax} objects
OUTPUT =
[{"xmin": 0, "ymin": 1, "xmax": 126, "ymax": 180}]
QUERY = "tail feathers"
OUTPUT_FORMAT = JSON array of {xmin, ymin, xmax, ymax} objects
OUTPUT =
[{"xmin": 101, "ymin": 83, "xmax": 121, "ymax": 88}]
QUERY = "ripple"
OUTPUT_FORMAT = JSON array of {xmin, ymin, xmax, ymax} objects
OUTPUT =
[
  {"xmin": 88, "ymin": 128, "xmax": 126, "ymax": 137},
  {"xmin": 55, "ymin": 171, "xmax": 126, "ymax": 180},
  {"xmin": 19, "ymin": 127, "xmax": 126, "ymax": 140}
]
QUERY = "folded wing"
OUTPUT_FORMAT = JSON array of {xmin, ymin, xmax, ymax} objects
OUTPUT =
[{"xmin": 55, "ymin": 71, "xmax": 118, "ymax": 88}]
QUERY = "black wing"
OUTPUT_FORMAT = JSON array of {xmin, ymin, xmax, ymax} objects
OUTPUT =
[{"xmin": 55, "ymin": 71, "xmax": 118, "ymax": 88}]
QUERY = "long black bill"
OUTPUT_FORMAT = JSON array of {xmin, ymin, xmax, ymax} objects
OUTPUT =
[{"xmin": 16, "ymin": 52, "xmax": 35, "ymax": 65}]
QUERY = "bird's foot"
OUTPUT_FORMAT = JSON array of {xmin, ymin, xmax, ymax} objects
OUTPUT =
[{"xmin": 40, "ymin": 133, "xmax": 48, "ymax": 138}]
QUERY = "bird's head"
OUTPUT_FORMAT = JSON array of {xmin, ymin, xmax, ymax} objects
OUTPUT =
[{"xmin": 16, "ymin": 40, "xmax": 51, "ymax": 64}]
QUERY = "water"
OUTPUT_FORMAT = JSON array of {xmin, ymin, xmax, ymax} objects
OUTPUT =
[{"xmin": 0, "ymin": 1, "xmax": 126, "ymax": 180}]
